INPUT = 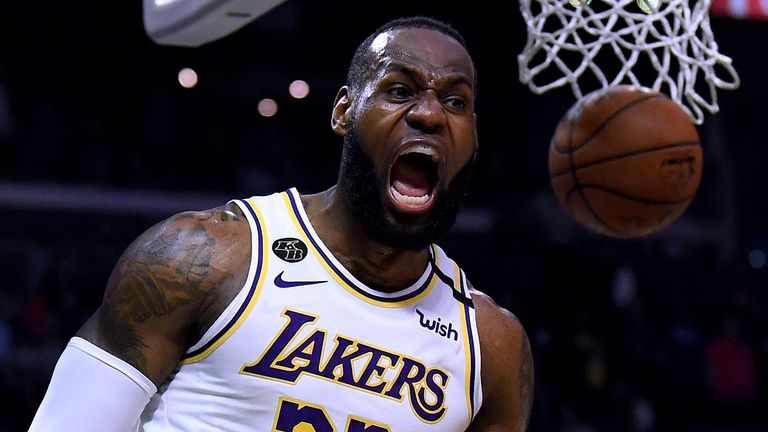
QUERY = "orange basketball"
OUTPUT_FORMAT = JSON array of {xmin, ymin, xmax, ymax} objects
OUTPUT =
[{"xmin": 549, "ymin": 85, "xmax": 702, "ymax": 238}]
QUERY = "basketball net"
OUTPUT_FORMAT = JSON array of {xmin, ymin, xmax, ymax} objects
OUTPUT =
[{"xmin": 517, "ymin": 0, "xmax": 740, "ymax": 124}]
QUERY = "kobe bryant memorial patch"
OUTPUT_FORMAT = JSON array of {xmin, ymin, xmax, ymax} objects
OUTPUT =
[{"xmin": 272, "ymin": 238, "xmax": 309, "ymax": 263}]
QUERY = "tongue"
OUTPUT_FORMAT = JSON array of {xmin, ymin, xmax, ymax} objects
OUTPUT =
[{"xmin": 391, "ymin": 159, "xmax": 431, "ymax": 197}]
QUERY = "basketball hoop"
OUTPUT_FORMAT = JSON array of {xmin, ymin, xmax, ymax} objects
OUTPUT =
[{"xmin": 517, "ymin": 0, "xmax": 740, "ymax": 124}]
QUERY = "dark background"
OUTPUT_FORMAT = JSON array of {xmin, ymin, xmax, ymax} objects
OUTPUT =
[{"xmin": 0, "ymin": 1, "xmax": 766, "ymax": 430}]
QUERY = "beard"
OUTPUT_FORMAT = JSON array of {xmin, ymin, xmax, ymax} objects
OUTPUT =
[{"xmin": 339, "ymin": 121, "xmax": 476, "ymax": 251}]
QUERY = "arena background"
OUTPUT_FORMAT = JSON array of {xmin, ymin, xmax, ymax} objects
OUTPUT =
[{"xmin": 0, "ymin": 1, "xmax": 766, "ymax": 430}]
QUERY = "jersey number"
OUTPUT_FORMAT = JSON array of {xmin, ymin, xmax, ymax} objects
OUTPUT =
[{"xmin": 273, "ymin": 397, "xmax": 391, "ymax": 432}]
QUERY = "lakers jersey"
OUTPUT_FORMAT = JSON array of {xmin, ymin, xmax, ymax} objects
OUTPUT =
[{"xmin": 139, "ymin": 188, "xmax": 483, "ymax": 431}]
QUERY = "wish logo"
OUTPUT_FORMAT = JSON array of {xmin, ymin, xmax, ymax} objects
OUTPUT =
[
  {"xmin": 416, "ymin": 309, "xmax": 459, "ymax": 342},
  {"xmin": 272, "ymin": 238, "xmax": 309, "ymax": 263}
]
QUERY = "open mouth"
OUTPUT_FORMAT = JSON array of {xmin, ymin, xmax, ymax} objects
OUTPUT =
[{"xmin": 388, "ymin": 144, "xmax": 440, "ymax": 214}]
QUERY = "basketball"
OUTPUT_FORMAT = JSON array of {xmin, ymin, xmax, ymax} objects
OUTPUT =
[{"xmin": 548, "ymin": 85, "xmax": 702, "ymax": 238}]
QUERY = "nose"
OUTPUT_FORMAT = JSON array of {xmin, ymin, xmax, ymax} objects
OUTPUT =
[{"xmin": 405, "ymin": 90, "xmax": 446, "ymax": 133}]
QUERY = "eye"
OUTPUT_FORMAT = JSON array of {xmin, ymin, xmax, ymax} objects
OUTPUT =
[
  {"xmin": 443, "ymin": 96, "xmax": 467, "ymax": 110},
  {"xmin": 387, "ymin": 85, "xmax": 412, "ymax": 100}
]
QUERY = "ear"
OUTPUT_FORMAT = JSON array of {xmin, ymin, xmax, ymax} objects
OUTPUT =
[
  {"xmin": 331, "ymin": 86, "xmax": 352, "ymax": 136},
  {"xmin": 473, "ymin": 113, "xmax": 479, "ymax": 150}
]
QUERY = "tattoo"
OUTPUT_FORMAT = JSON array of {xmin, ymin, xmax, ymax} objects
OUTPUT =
[
  {"xmin": 217, "ymin": 207, "xmax": 240, "ymax": 222},
  {"xmin": 99, "ymin": 305, "xmax": 149, "ymax": 372},
  {"xmin": 124, "ymin": 226, "xmax": 213, "ymax": 322},
  {"xmin": 520, "ymin": 329, "xmax": 534, "ymax": 430},
  {"xmin": 218, "ymin": 203, "xmax": 242, "ymax": 223},
  {"xmin": 99, "ymin": 211, "xmax": 219, "ymax": 373}
]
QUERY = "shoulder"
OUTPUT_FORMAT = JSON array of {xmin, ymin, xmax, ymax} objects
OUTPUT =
[
  {"xmin": 122, "ymin": 202, "xmax": 252, "ymax": 294},
  {"xmin": 142, "ymin": 202, "xmax": 249, "ymax": 271},
  {"xmin": 469, "ymin": 287, "xmax": 526, "ymax": 346},
  {"xmin": 468, "ymin": 283, "xmax": 534, "ymax": 431},
  {"xmin": 469, "ymin": 286, "xmax": 530, "ymax": 388},
  {"xmin": 151, "ymin": 202, "xmax": 249, "ymax": 253},
  {"xmin": 114, "ymin": 201, "xmax": 254, "ymax": 326},
  {"xmin": 77, "ymin": 202, "xmax": 252, "ymax": 384}
]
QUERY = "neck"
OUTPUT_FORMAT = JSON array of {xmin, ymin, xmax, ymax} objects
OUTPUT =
[{"xmin": 300, "ymin": 185, "xmax": 430, "ymax": 292}]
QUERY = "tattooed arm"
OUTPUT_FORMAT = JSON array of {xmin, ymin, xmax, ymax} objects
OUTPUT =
[
  {"xmin": 77, "ymin": 201, "xmax": 251, "ymax": 386},
  {"xmin": 466, "ymin": 285, "xmax": 534, "ymax": 432},
  {"xmin": 29, "ymin": 202, "xmax": 251, "ymax": 430}
]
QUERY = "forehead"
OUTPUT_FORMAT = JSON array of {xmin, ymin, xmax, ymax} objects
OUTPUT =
[{"xmin": 368, "ymin": 28, "xmax": 475, "ymax": 85}]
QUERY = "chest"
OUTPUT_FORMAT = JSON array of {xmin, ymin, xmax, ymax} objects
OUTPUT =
[{"xmin": 173, "ymin": 268, "xmax": 473, "ymax": 430}]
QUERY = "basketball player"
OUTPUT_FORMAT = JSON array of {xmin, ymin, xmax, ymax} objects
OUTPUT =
[{"xmin": 29, "ymin": 16, "xmax": 533, "ymax": 431}]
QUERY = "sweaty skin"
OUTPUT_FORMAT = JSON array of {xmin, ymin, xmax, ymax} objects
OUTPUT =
[{"xmin": 77, "ymin": 27, "xmax": 533, "ymax": 431}]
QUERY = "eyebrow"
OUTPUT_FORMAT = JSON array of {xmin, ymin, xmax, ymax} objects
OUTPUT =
[{"xmin": 382, "ymin": 63, "xmax": 473, "ymax": 89}]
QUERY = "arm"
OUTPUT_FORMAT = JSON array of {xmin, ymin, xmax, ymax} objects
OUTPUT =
[
  {"xmin": 466, "ymin": 286, "xmax": 534, "ymax": 432},
  {"xmin": 29, "ymin": 203, "xmax": 250, "ymax": 430}
]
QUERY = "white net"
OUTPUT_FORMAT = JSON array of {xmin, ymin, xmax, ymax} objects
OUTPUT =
[{"xmin": 517, "ymin": 0, "xmax": 740, "ymax": 124}]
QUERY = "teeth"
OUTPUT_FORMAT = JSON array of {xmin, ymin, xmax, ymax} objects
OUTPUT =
[
  {"xmin": 403, "ymin": 144, "xmax": 439, "ymax": 162},
  {"xmin": 391, "ymin": 186, "xmax": 430, "ymax": 205}
]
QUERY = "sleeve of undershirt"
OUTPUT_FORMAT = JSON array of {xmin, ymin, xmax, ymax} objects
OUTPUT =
[{"xmin": 28, "ymin": 337, "xmax": 158, "ymax": 432}]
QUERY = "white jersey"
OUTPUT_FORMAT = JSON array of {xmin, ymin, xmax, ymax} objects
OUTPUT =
[{"xmin": 139, "ymin": 188, "xmax": 483, "ymax": 431}]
